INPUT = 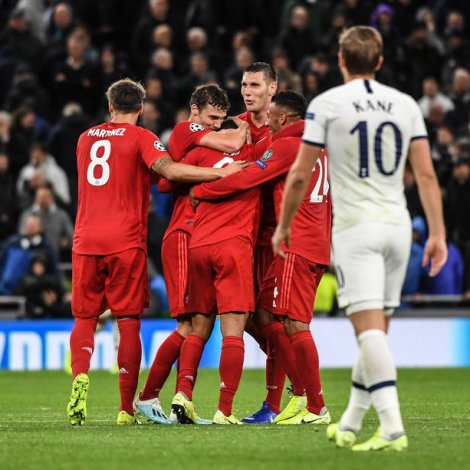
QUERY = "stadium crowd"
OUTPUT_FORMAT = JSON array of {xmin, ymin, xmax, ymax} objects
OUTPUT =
[{"xmin": 0, "ymin": 0, "xmax": 470, "ymax": 317}]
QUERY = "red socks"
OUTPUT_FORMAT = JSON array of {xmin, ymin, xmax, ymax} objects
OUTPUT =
[
  {"xmin": 70, "ymin": 317, "xmax": 98, "ymax": 378},
  {"xmin": 176, "ymin": 334, "xmax": 205, "ymax": 400},
  {"xmin": 264, "ymin": 343, "xmax": 286, "ymax": 414},
  {"xmin": 290, "ymin": 330, "xmax": 325, "ymax": 414},
  {"xmin": 140, "ymin": 330, "xmax": 185, "ymax": 400},
  {"xmin": 117, "ymin": 318, "xmax": 142, "ymax": 415},
  {"xmin": 218, "ymin": 336, "xmax": 245, "ymax": 416},
  {"xmin": 262, "ymin": 322, "xmax": 304, "ymax": 396}
]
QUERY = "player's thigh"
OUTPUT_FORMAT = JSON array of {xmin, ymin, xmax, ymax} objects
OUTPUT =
[
  {"xmin": 333, "ymin": 224, "xmax": 387, "ymax": 315},
  {"xmin": 257, "ymin": 253, "xmax": 324, "ymax": 323},
  {"xmin": 212, "ymin": 237, "xmax": 254, "ymax": 314},
  {"xmin": 254, "ymin": 244, "xmax": 275, "ymax": 297},
  {"xmin": 383, "ymin": 224, "xmax": 412, "ymax": 313},
  {"xmin": 220, "ymin": 312, "xmax": 249, "ymax": 337},
  {"xmin": 162, "ymin": 231, "xmax": 190, "ymax": 317},
  {"xmin": 104, "ymin": 248, "xmax": 148, "ymax": 316},
  {"xmin": 71, "ymin": 252, "xmax": 108, "ymax": 317},
  {"xmin": 187, "ymin": 245, "xmax": 217, "ymax": 315}
]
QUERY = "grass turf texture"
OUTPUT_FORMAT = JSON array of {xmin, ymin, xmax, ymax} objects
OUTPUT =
[{"xmin": 1, "ymin": 369, "xmax": 469, "ymax": 470}]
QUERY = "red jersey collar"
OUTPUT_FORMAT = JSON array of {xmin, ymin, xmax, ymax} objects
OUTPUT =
[{"xmin": 272, "ymin": 120, "xmax": 304, "ymax": 141}]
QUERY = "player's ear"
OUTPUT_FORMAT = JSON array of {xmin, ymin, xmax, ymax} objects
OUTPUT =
[
  {"xmin": 375, "ymin": 56, "xmax": 384, "ymax": 72},
  {"xmin": 269, "ymin": 80, "xmax": 277, "ymax": 97},
  {"xmin": 108, "ymin": 102, "xmax": 113, "ymax": 114},
  {"xmin": 190, "ymin": 103, "xmax": 199, "ymax": 116},
  {"xmin": 338, "ymin": 51, "xmax": 344, "ymax": 69},
  {"xmin": 138, "ymin": 104, "xmax": 144, "ymax": 116}
]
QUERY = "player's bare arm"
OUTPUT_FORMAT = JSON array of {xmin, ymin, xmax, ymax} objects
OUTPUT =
[
  {"xmin": 152, "ymin": 156, "xmax": 248, "ymax": 183},
  {"xmin": 272, "ymin": 143, "xmax": 322, "ymax": 257},
  {"xmin": 408, "ymin": 138, "xmax": 448, "ymax": 276},
  {"xmin": 199, "ymin": 121, "xmax": 249, "ymax": 153}
]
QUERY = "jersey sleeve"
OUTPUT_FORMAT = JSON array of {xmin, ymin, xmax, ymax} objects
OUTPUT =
[
  {"xmin": 408, "ymin": 97, "xmax": 428, "ymax": 141},
  {"xmin": 192, "ymin": 140, "xmax": 294, "ymax": 200},
  {"xmin": 157, "ymin": 149, "xmax": 201, "ymax": 193},
  {"xmin": 157, "ymin": 177, "xmax": 175, "ymax": 193},
  {"xmin": 168, "ymin": 122, "xmax": 212, "ymax": 161},
  {"xmin": 138, "ymin": 129, "xmax": 170, "ymax": 169},
  {"xmin": 303, "ymin": 95, "xmax": 328, "ymax": 147}
]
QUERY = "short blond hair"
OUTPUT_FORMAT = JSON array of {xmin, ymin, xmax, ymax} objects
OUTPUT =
[
  {"xmin": 339, "ymin": 26, "xmax": 383, "ymax": 75},
  {"xmin": 106, "ymin": 78, "xmax": 146, "ymax": 113}
]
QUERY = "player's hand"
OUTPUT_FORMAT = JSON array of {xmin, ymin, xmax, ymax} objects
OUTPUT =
[
  {"xmin": 228, "ymin": 116, "xmax": 248, "ymax": 128},
  {"xmin": 422, "ymin": 235, "xmax": 448, "ymax": 277},
  {"xmin": 218, "ymin": 160, "xmax": 249, "ymax": 177},
  {"xmin": 272, "ymin": 225, "xmax": 291, "ymax": 259},
  {"xmin": 189, "ymin": 187, "xmax": 200, "ymax": 209}
]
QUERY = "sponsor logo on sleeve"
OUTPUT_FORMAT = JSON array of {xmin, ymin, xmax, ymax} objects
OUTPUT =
[
  {"xmin": 255, "ymin": 160, "xmax": 267, "ymax": 169},
  {"xmin": 305, "ymin": 112, "xmax": 315, "ymax": 120},
  {"xmin": 154, "ymin": 141, "xmax": 167, "ymax": 152},
  {"xmin": 190, "ymin": 123, "xmax": 205, "ymax": 132},
  {"xmin": 260, "ymin": 149, "xmax": 273, "ymax": 161}
]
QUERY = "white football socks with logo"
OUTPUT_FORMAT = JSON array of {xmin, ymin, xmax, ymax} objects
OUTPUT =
[
  {"xmin": 358, "ymin": 329, "xmax": 405, "ymax": 439},
  {"xmin": 339, "ymin": 354, "xmax": 371, "ymax": 433}
]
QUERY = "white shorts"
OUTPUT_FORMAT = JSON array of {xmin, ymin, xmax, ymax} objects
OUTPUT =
[{"xmin": 332, "ymin": 221, "xmax": 412, "ymax": 316}]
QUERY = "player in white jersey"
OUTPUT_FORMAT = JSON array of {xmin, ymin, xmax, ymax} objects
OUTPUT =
[{"xmin": 272, "ymin": 26, "xmax": 447, "ymax": 451}]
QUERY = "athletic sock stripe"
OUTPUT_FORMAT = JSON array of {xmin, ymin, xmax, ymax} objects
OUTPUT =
[
  {"xmin": 368, "ymin": 380, "xmax": 396, "ymax": 393},
  {"xmin": 352, "ymin": 381, "xmax": 368, "ymax": 391}
]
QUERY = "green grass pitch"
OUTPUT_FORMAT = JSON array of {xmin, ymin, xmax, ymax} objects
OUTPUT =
[{"xmin": 1, "ymin": 368, "xmax": 469, "ymax": 469}]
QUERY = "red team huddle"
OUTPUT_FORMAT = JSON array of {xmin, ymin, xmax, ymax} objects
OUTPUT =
[{"xmin": 67, "ymin": 64, "xmax": 332, "ymax": 427}]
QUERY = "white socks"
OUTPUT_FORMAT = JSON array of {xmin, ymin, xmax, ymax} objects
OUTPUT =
[
  {"xmin": 339, "ymin": 354, "xmax": 371, "ymax": 433},
  {"xmin": 358, "ymin": 329, "xmax": 405, "ymax": 439}
]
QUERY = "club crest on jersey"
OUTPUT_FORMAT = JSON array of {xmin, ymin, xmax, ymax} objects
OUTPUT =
[
  {"xmin": 154, "ymin": 141, "xmax": 166, "ymax": 152},
  {"xmin": 261, "ymin": 149, "xmax": 273, "ymax": 161},
  {"xmin": 190, "ymin": 123, "xmax": 204, "ymax": 132}
]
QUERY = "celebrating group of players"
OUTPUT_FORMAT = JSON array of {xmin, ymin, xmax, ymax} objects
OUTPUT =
[{"xmin": 67, "ymin": 26, "xmax": 447, "ymax": 452}]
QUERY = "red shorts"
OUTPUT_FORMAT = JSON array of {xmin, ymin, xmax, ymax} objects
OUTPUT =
[
  {"xmin": 254, "ymin": 244, "xmax": 275, "ymax": 297},
  {"xmin": 257, "ymin": 253, "xmax": 325, "ymax": 323},
  {"xmin": 187, "ymin": 237, "xmax": 254, "ymax": 315},
  {"xmin": 72, "ymin": 248, "xmax": 149, "ymax": 318},
  {"xmin": 161, "ymin": 230, "xmax": 191, "ymax": 318}
]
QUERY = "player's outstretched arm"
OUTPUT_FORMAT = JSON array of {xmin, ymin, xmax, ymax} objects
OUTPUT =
[
  {"xmin": 199, "ymin": 121, "xmax": 249, "ymax": 153},
  {"xmin": 152, "ymin": 156, "xmax": 247, "ymax": 183},
  {"xmin": 408, "ymin": 138, "xmax": 448, "ymax": 277},
  {"xmin": 273, "ymin": 142, "xmax": 322, "ymax": 257}
]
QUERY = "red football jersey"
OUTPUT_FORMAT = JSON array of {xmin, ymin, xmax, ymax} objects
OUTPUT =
[
  {"xmin": 185, "ymin": 144, "xmax": 269, "ymax": 249},
  {"xmin": 73, "ymin": 122, "xmax": 169, "ymax": 255},
  {"xmin": 162, "ymin": 121, "xmax": 213, "ymax": 239},
  {"xmin": 238, "ymin": 111, "xmax": 275, "ymax": 246},
  {"xmin": 237, "ymin": 111, "xmax": 270, "ymax": 144},
  {"xmin": 193, "ymin": 120, "xmax": 332, "ymax": 264}
]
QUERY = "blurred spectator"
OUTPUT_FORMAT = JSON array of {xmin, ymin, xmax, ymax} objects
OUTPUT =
[
  {"xmin": 418, "ymin": 77, "xmax": 454, "ymax": 119},
  {"xmin": 302, "ymin": 71, "xmax": 320, "ymax": 102},
  {"xmin": 50, "ymin": 30, "xmax": 100, "ymax": 117},
  {"xmin": 0, "ymin": 111, "xmax": 14, "ymax": 156},
  {"xmin": 432, "ymin": 124, "xmax": 456, "ymax": 187},
  {"xmin": 0, "ymin": 152, "xmax": 17, "ymax": 242},
  {"xmin": 45, "ymin": 2, "xmax": 76, "ymax": 51},
  {"xmin": 402, "ymin": 216, "xmax": 428, "ymax": 296},
  {"xmin": 0, "ymin": 214, "xmax": 58, "ymax": 295},
  {"xmin": 15, "ymin": 252, "xmax": 70, "ymax": 318},
  {"xmin": 139, "ymin": 101, "xmax": 162, "ymax": 135},
  {"xmin": 446, "ymin": 67, "xmax": 470, "ymax": 135},
  {"xmin": 0, "ymin": 7, "xmax": 44, "ymax": 71},
  {"xmin": 278, "ymin": 5, "xmax": 316, "ymax": 71},
  {"xmin": 271, "ymin": 48, "xmax": 302, "ymax": 93},
  {"xmin": 404, "ymin": 162, "xmax": 424, "ymax": 219},
  {"xmin": 148, "ymin": 47, "xmax": 177, "ymax": 103},
  {"xmin": 9, "ymin": 106, "xmax": 38, "ymax": 179},
  {"xmin": 445, "ymin": 153, "xmax": 470, "ymax": 297},
  {"xmin": 48, "ymin": 102, "xmax": 89, "ymax": 215},
  {"xmin": 301, "ymin": 53, "xmax": 341, "ymax": 93},
  {"xmin": 19, "ymin": 186, "xmax": 74, "ymax": 261},
  {"xmin": 16, "ymin": 143, "xmax": 70, "ymax": 210},
  {"xmin": 416, "ymin": 6, "xmax": 445, "ymax": 55},
  {"xmin": 16, "ymin": 0, "xmax": 47, "ymax": 43},
  {"xmin": 144, "ymin": 76, "xmax": 174, "ymax": 130}
]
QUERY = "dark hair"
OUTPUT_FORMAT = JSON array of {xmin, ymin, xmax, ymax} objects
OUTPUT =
[
  {"xmin": 106, "ymin": 78, "xmax": 146, "ymax": 114},
  {"xmin": 244, "ymin": 62, "xmax": 278, "ymax": 83},
  {"xmin": 339, "ymin": 26, "xmax": 383, "ymax": 75},
  {"xmin": 190, "ymin": 84, "xmax": 230, "ymax": 111},
  {"xmin": 271, "ymin": 91, "xmax": 307, "ymax": 117}
]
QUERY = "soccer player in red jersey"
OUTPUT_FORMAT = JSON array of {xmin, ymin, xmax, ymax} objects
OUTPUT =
[
  {"xmin": 191, "ymin": 91, "xmax": 332, "ymax": 425},
  {"xmin": 66, "ymin": 78, "xmax": 246, "ymax": 426},
  {"xmin": 238, "ymin": 62, "xmax": 290, "ymax": 423},
  {"xmin": 135, "ymin": 84, "xmax": 249, "ymax": 424},
  {"xmin": 170, "ymin": 126, "xmax": 270, "ymax": 425}
]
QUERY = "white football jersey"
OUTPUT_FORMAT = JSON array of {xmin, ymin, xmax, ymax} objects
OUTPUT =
[{"xmin": 303, "ymin": 78, "xmax": 427, "ymax": 233}]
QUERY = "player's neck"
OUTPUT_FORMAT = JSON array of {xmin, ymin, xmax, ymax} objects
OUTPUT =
[
  {"xmin": 250, "ymin": 110, "xmax": 267, "ymax": 128},
  {"xmin": 343, "ymin": 72, "xmax": 375, "ymax": 83},
  {"xmin": 110, "ymin": 113, "xmax": 139, "ymax": 125}
]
